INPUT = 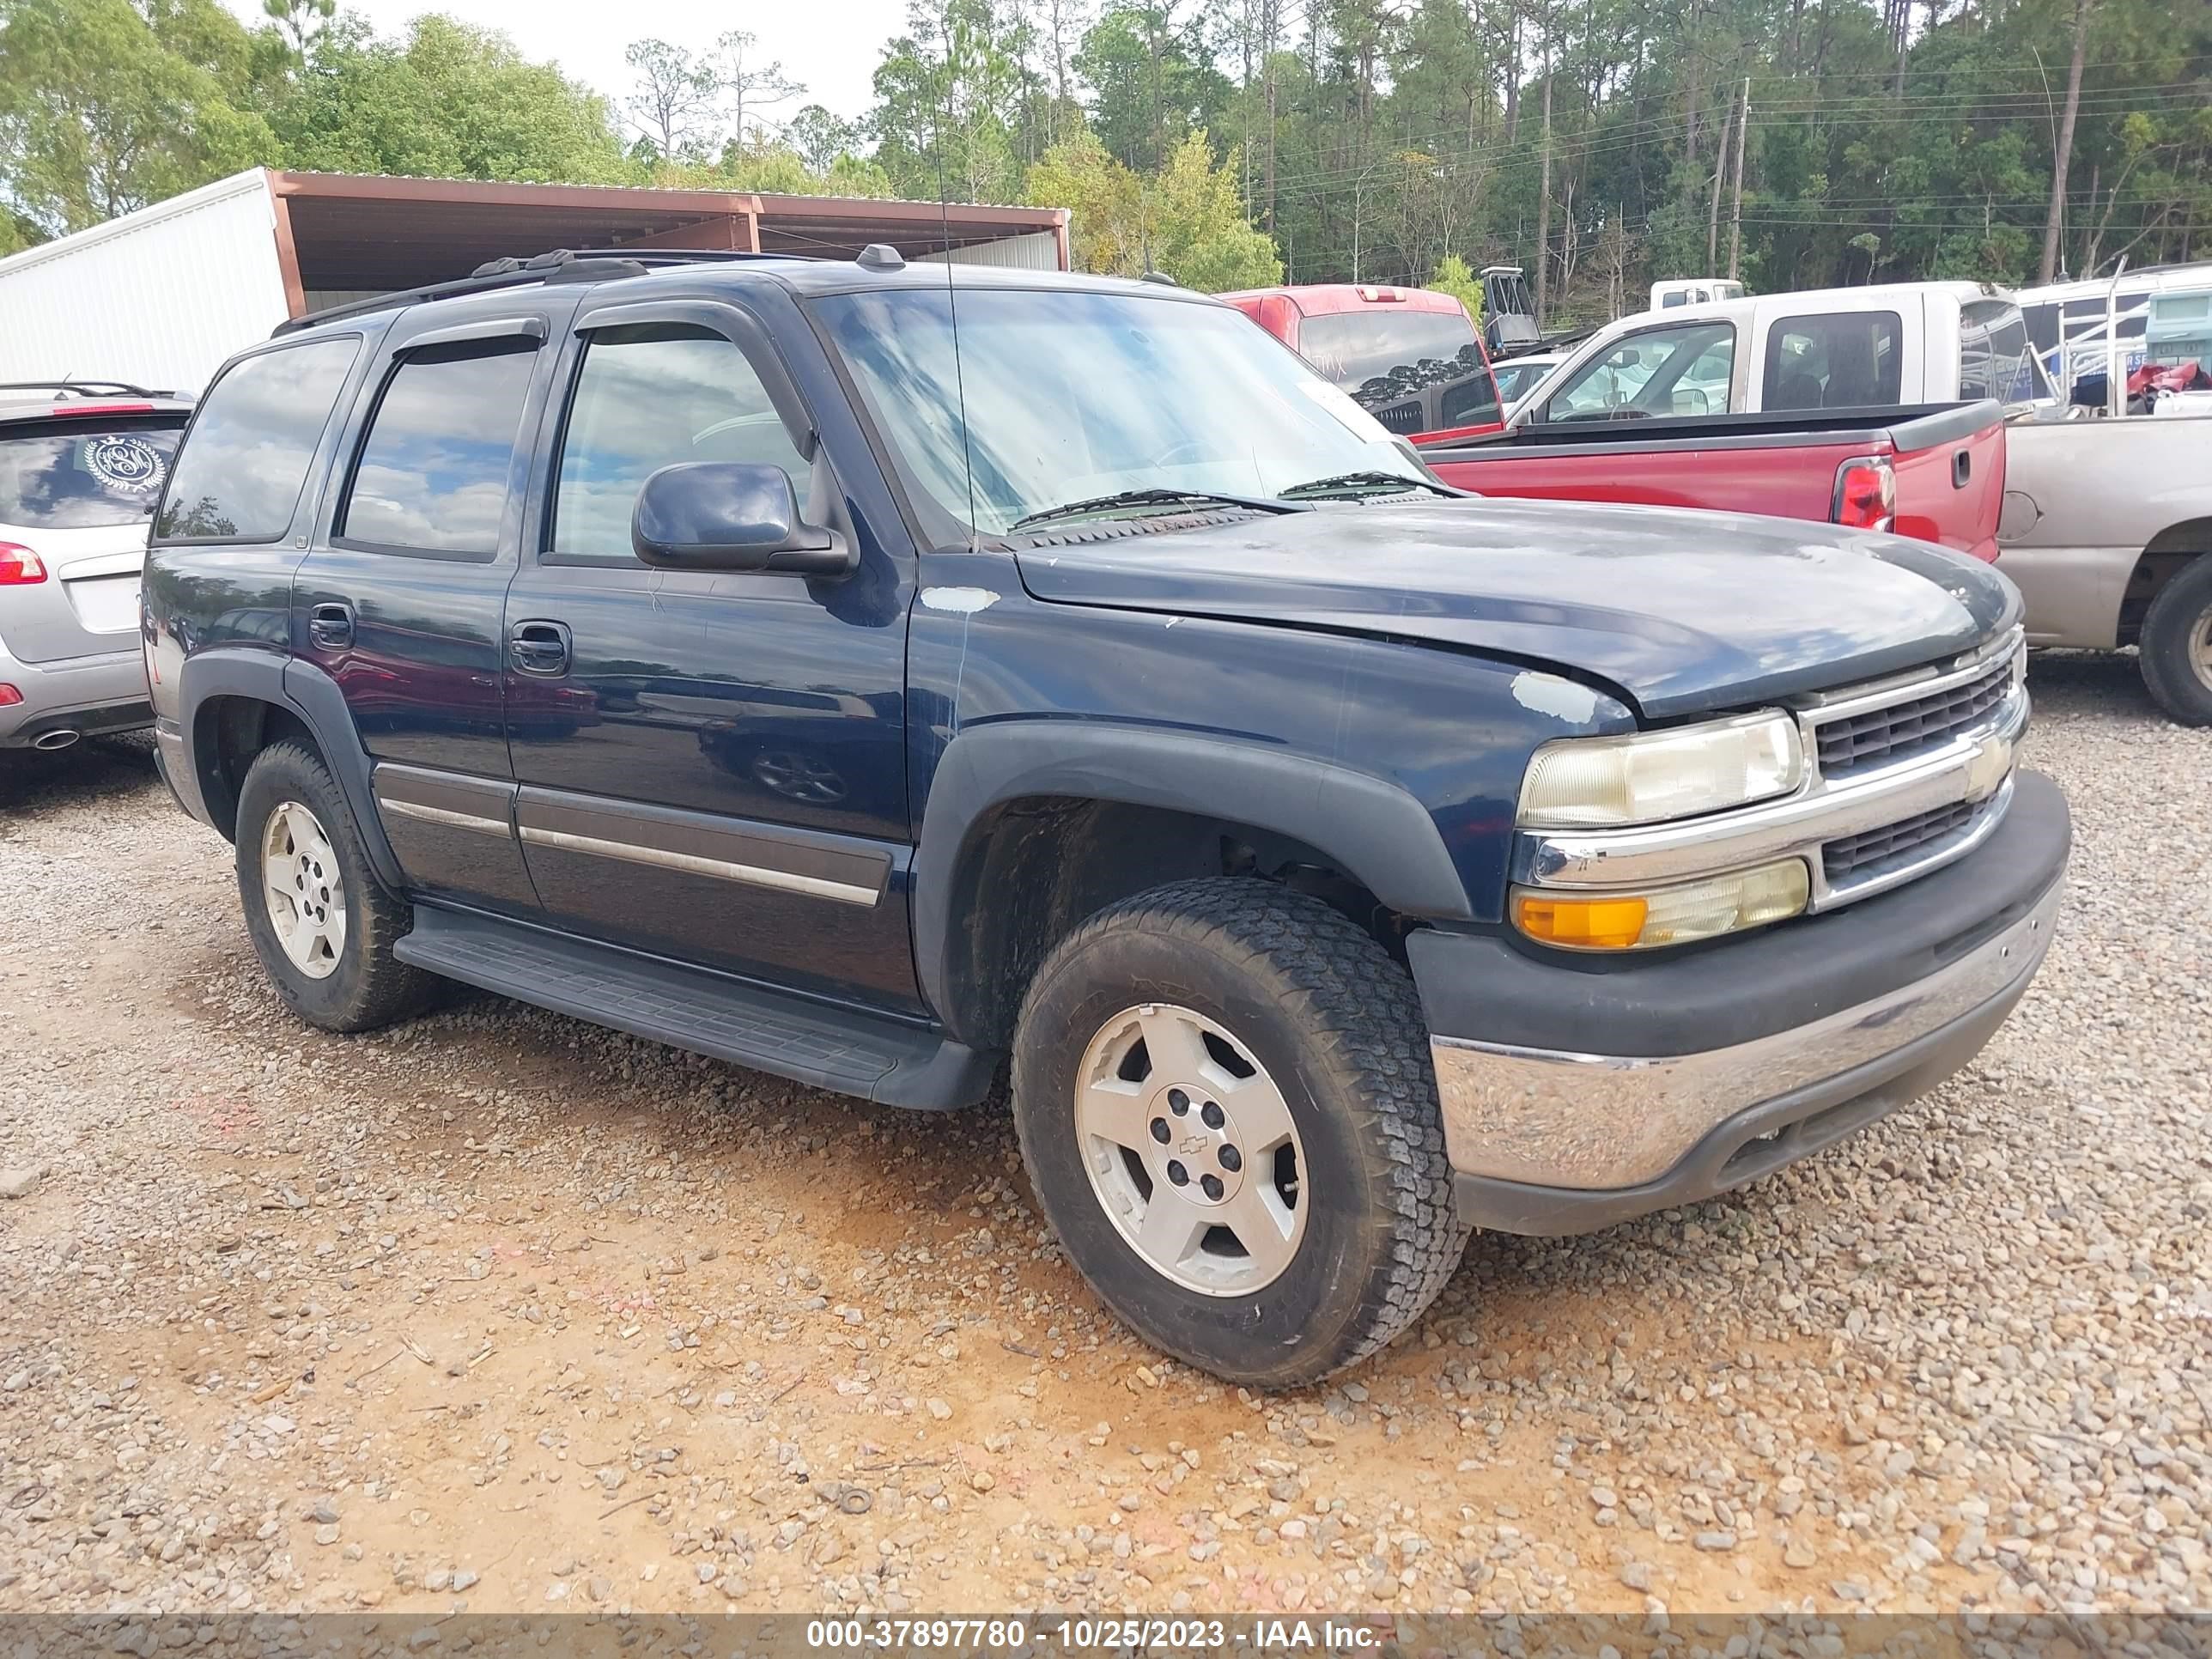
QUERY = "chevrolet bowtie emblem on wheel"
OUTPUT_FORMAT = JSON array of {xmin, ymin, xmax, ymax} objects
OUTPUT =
[
  {"xmin": 1180, "ymin": 1134, "xmax": 1211, "ymax": 1157},
  {"xmin": 1965, "ymin": 732, "xmax": 2013, "ymax": 801}
]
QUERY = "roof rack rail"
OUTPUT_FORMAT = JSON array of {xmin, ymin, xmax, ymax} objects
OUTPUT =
[
  {"xmin": 272, "ymin": 246, "xmax": 801, "ymax": 337},
  {"xmin": 0, "ymin": 380, "xmax": 169, "ymax": 398}
]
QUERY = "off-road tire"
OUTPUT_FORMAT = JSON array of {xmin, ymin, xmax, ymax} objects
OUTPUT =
[
  {"xmin": 2138, "ymin": 556, "xmax": 2212, "ymax": 726},
  {"xmin": 1012, "ymin": 878, "xmax": 1467, "ymax": 1387},
  {"xmin": 234, "ymin": 739, "xmax": 436, "ymax": 1033}
]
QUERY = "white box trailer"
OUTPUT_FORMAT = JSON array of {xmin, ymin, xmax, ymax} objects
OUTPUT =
[
  {"xmin": 0, "ymin": 169, "xmax": 1072, "ymax": 393},
  {"xmin": 0, "ymin": 172, "xmax": 294, "ymax": 393}
]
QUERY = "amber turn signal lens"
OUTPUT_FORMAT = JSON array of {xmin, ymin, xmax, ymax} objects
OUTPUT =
[{"xmin": 1514, "ymin": 892, "xmax": 1650, "ymax": 950}]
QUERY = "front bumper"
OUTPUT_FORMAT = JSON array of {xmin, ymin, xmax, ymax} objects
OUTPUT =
[
  {"xmin": 0, "ymin": 636, "xmax": 151, "ymax": 745},
  {"xmin": 1411, "ymin": 768, "xmax": 2070, "ymax": 1236}
]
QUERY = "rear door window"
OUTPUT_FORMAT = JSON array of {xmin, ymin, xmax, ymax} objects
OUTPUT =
[
  {"xmin": 1541, "ymin": 322, "xmax": 1736, "ymax": 422},
  {"xmin": 549, "ymin": 325, "xmax": 807, "ymax": 564},
  {"xmin": 1764, "ymin": 310, "xmax": 1902, "ymax": 410},
  {"xmin": 339, "ymin": 342, "xmax": 538, "ymax": 556},
  {"xmin": 0, "ymin": 422, "xmax": 180, "ymax": 529},
  {"xmin": 155, "ymin": 336, "xmax": 361, "ymax": 541}
]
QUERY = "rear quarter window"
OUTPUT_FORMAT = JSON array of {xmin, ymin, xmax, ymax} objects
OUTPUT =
[
  {"xmin": 1958, "ymin": 300, "xmax": 2042, "ymax": 404},
  {"xmin": 155, "ymin": 336, "xmax": 362, "ymax": 542},
  {"xmin": 1764, "ymin": 310, "xmax": 1902, "ymax": 410},
  {"xmin": 0, "ymin": 422, "xmax": 181, "ymax": 529}
]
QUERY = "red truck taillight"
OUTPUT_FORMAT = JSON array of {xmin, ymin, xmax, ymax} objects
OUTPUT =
[{"xmin": 1832, "ymin": 458, "xmax": 1896, "ymax": 533}]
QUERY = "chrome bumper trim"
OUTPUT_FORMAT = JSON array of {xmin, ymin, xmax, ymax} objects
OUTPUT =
[
  {"xmin": 1513, "ymin": 673, "xmax": 2027, "ymax": 912},
  {"xmin": 1430, "ymin": 876, "xmax": 2062, "ymax": 1191}
]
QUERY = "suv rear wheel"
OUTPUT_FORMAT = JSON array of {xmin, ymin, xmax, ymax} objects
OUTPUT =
[
  {"xmin": 2139, "ymin": 556, "xmax": 2212, "ymax": 726},
  {"xmin": 1012, "ymin": 878, "xmax": 1466, "ymax": 1386},
  {"xmin": 235, "ymin": 740, "xmax": 435, "ymax": 1032}
]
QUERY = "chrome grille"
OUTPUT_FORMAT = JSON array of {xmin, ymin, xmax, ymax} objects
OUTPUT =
[
  {"xmin": 1822, "ymin": 798, "xmax": 1978, "ymax": 884},
  {"xmin": 1814, "ymin": 652, "xmax": 2015, "ymax": 777}
]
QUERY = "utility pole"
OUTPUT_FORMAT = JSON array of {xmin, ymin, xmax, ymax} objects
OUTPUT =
[
  {"xmin": 1728, "ymin": 76, "xmax": 1750, "ymax": 279},
  {"xmin": 1706, "ymin": 78, "xmax": 1732, "ymax": 276},
  {"xmin": 1534, "ymin": 33, "xmax": 1553, "ymax": 325}
]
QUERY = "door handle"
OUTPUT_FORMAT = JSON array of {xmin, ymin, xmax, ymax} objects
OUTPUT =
[
  {"xmin": 308, "ymin": 602, "xmax": 353, "ymax": 649},
  {"xmin": 508, "ymin": 619, "xmax": 572, "ymax": 677}
]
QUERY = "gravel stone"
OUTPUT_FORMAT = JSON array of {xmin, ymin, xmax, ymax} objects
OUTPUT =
[{"xmin": 0, "ymin": 663, "xmax": 2206, "ymax": 1620}]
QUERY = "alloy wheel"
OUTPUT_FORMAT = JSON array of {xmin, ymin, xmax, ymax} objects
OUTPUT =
[
  {"xmin": 1073, "ymin": 1003, "xmax": 1307, "ymax": 1296},
  {"xmin": 260, "ymin": 800, "xmax": 346, "ymax": 980}
]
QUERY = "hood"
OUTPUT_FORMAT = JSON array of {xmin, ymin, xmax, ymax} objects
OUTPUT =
[{"xmin": 1013, "ymin": 497, "xmax": 2018, "ymax": 719}]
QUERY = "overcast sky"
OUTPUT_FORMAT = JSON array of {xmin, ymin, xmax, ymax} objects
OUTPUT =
[{"xmin": 229, "ymin": 0, "xmax": 912, "ymax": 128}]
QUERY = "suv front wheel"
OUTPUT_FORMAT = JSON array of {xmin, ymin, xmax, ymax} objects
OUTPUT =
[
  {"xmin": 1012, "ymin": 878, "xmax": 1467, "ymax": 1386},
  {"xmin": 234, "ymin": 740, "xmax": 435, "ymax": 1032}
]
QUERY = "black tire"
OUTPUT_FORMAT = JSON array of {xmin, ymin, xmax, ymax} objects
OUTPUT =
[
  {"xmin": 1012, "ymin": 878, "xmax": 1466, "ymax": 1387},
  {"xmin": 2138, "ymin": 556, "xmax": 2212, "ymax": 726},
  {"xmin": 234, "ymin": 739, "xmax": 436, "ymax": 1033}
]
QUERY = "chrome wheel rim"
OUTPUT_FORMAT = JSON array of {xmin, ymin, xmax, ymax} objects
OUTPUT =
[
  {"xmin": 2190, "ymin": 607, "xmax": 2212, "ymax": 692},
  {"xmin": 1074, "ymin": 1003, "xmax": 1307, "ymax": 1297},
  {"xmin": 260, "ymin": 800, "xmax": 345, "ymax": 980}
]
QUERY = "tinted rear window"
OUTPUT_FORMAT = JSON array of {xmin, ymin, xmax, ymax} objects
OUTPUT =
[
  {"xmin": 0, "ymin": 422, "xmax": 180, "ymax": 528},
  {"xmin": 155, "ymin": 337, "xmax": 362, "ymax": 541},
  {"xmin": 1298, "ymin": 309, "xmax": 1480, "ymax": 388},
  {"xmin": 340, "ymin": 342, "xmax": 537, "ymax": 556}
]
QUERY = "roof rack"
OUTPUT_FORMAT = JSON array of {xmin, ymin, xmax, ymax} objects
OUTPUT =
[{"xmin": 272, "ymin": 246, "xmax": 800, "ymax": 337}]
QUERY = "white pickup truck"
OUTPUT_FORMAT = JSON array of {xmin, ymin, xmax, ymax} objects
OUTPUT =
[{"xmin": 1509, "ymin": 281, "xmax": 2212, "ymax": 723}]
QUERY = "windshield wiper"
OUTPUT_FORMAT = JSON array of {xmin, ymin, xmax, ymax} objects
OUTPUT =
[
  {"xmin": 1011, "ymin": 488, "xmax": 1306, "ymax": 531},
  {"xmin": 1278, "ymin": 470, "xmax": 1461, "ymax": 501}
]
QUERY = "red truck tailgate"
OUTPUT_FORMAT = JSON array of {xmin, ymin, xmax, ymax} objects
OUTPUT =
[
  {"xmin": 1425, "ymin": 401, "xmax": 2008, "ymax": 562},
  {"xmin": 1886, "ymin": 405, "xmax": 2005, "ymax": 562}
]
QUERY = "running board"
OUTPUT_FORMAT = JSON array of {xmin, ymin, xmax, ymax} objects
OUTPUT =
[{"xmin": 394, "ymin": 907, "xmax": 995, "ymax": 1110}]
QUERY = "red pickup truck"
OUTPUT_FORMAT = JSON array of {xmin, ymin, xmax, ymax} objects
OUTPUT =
[
  {"xmin": 1421, "ymin": 402, "xmax": 2008, "ymax": 561},
  {"xmin": 1219, "ymin": 283, "xmax": 1506, "ymax": 444}
]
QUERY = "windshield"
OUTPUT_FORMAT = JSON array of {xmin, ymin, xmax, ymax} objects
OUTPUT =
[
  {"xmin": 1297, "ymin": 308, "xmax": 1479, "ymax": 389},
  {"xmin": 813, "ymin": 286, "xmax": 1428, "ymax": 540},
  {"xmin": 1541, "ymin": 321, "xmax": 1735, "ymax": 422},
  {"xmin": 0, "ymin": 422, "xmax": 180, "ymax": 528},
  {"xmin": 1492, "ymin": 359, "xmax": 1555, "ymax": 404}
]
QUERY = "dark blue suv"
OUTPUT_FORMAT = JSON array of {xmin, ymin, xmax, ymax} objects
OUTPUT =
[{"xmin": 143, "ymin": 248, "xmax": 2069, "ymax": 1385}]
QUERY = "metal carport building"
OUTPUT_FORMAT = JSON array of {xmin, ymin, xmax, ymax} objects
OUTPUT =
[{"xmin": 0, "ymin": 169, "xmax": 1072, "ymax": 392}]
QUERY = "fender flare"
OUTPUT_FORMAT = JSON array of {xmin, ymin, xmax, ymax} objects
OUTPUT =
[
  {"xmin": 911, "ymin": 720, "xmax": 1473, "ymax": 1023},
  {"xmin": 176, "ymin": 648, "xmax": 404, "ymax": 891}
]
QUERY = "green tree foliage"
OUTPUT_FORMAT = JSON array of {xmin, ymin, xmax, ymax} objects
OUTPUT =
[
  {"xmin": 1030, "ymin": 126, "xmax": 1280, "ymax": 289},
  {"xmin": 5, "ymin": 0, "xmax": 2200, "ymax": 312},
  {"xmin": 270, "ymin": 15, "xmax": 633, "ymax": 183},
  {"xmin": 1073, "ymin": 5, "xmax": 1231, "ymax": 173},
  {"xmin": 1429, "ymin": 252, "xmax": 1486, "ymax": 323},
  {"xmin": 0, "ymin": 0, "xmax": 276, "ymax": 237},
  {"xmin": 871, "ymin": 0, "xmax": 1033, "ymax": 202}
]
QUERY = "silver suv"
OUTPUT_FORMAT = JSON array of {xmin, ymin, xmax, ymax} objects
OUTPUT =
[{"xmin": 0, "ymin": 383, "xmax": 192, "ymax": 750}]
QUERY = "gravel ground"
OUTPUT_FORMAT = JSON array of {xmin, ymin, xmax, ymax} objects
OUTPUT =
[{"xmin": 0, "ymin": 653, "xmax": 2205, "ymax": 1622}]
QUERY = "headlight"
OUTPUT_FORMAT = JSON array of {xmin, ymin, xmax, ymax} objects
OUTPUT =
[
  {"xmin": 1513, "ymin": 858, "xmax": 1810, "ymax": 951},
  {"xmin": 1517, "ymin": 712, "xmax": 1803, "ymax": 829}
]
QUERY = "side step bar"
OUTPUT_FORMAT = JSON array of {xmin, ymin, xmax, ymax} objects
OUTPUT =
[{"xmin": 394, "ymin": 906, "xmax": 996, "ymax": 1110}]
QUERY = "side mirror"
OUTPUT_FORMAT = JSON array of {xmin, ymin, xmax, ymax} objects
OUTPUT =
[{"xmin": 632, "ymin": 462, "xmax": 854, "ymax": 577}]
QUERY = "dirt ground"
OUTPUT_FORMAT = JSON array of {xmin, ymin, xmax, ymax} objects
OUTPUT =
[{"xmin": 1, "ymin": 655, "xmax": 2206, "ymax": 1620}]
